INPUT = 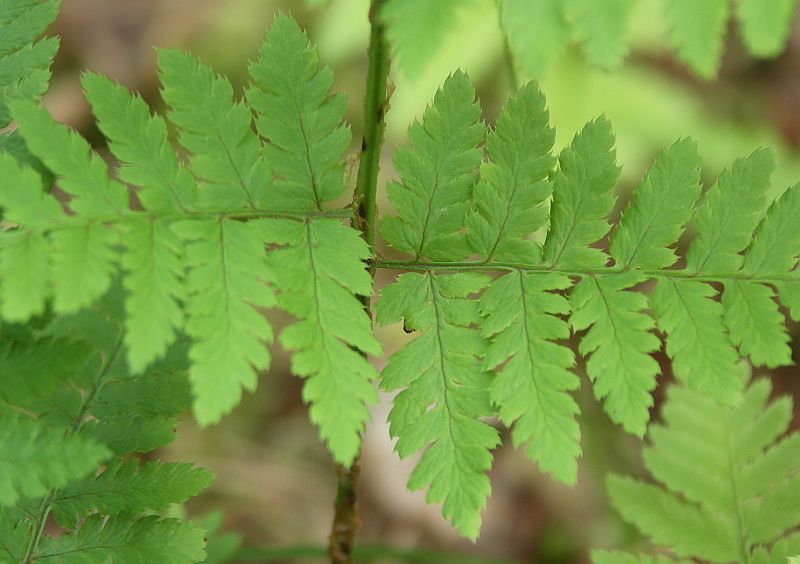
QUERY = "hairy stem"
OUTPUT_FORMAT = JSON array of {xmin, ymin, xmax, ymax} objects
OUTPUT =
[
  {"xmin": 329, "ymin": 1, "xmax": 391, "ymax": 563},
  {"xmin": 22, "ymin": 338, "xmax": 123, "ymax": 563},
  {"xmin": 370, "ymin": 258, "xmax": 799, "ymax": 285},
  {"xmin": 354, "ymin": 0, "xmax": 390, "ymax": 252}
]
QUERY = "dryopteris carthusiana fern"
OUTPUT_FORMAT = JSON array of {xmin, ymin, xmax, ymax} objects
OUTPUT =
[
  {"xmin": 1, "ymin": 0, "xmax": 799, "ymax": 556},
  {"xmin": 594, "ymin": 371, "xmax": 800, "ymax": 564}
]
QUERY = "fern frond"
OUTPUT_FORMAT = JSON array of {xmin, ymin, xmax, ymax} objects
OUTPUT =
[
  {"xmin": 381, "ymin": 0, "xmax": 470, "ymax": 79},
  {"xmin": 466, "ymin": 81, "xmax": 555, "ymax": 264},
  {"xmin": 0, "ymin": 0, "xmax": 58, "ymax": 128},
  {"xmin": 10, "ymin": 100, "xmax": 126, "ymax": 312},
  {"xmin": 247, "ymin": 14, "xmax": 351, "ymax": 211},
  {"xmin": 542, "ymin": 116, "xmax": 620, "ymax": 269},
  {"xmin": 598, "ymin": 375, "xmax": 800, "ymax": 562},
  {"xmin": 380, "ymin": 71, "xmax": 484, "ymax": 261},
  {"xmin": 378, "ymin": 74, "xmax": 800, "ymax": 541},
  {"xmin": 565, "ymin": 0, "xmax": 636, "ymax": 69},
  {"xmin": 497, "ymin": 0, "xmax": 567, "ymax": 78},
  {"xmin": 263, "ymin": 218, "xmax": 380, "ymax": 466},
  {"xmin": 737, "ymin": 0, "xmax": 797, "ymax": 57},
  {"xmin": 158, "ymin": 48, "xmax": 269, "ymax": 210},
  {"xmin": 609, "ymin": 139, "xmax": 702, "ymax": 270},
  {"xmin": 0, "ymin": 408, "xmax": 109, "ymax": 506},
  {"xmin": 174, "ymin": 218, "xmax": 275, "ymax": 425},
  {"xmin": 377, "ymin": 272, "xmax": 498, "ymax": 540},
  {"xmin": 665, "ymin": 0, "xmax": 730, "ymax": 79},
  {"xmin": 481, "ymin": 271, "xmax": 579, "ymax": 484},
  {"xmin": 51, "ymin": 460, "xmax": 214, "ymax": 528},
  {"xmin": 35, "ymin": 515, "xmax": 206, "ymax": 563},
  {"xmin": 571, "ymin": 272, "xmax": 659, "ymax": 436}
]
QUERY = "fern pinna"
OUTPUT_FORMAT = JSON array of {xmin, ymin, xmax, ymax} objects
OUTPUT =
[
  {"xmin": 2, "ymin": 6, "xmax": 799, "ymax": 546},
  {"xmin": 0, "ymin": 292, "xmax": 211, "ymax": 562},
  {"xmin": 594, "ymin": 372, "xmax": 800, "ymax": 563}
]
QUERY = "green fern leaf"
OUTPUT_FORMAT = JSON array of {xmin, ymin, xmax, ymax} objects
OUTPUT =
[
  {"xmin": 481, "ymin": 271, "xmax": 579, "ymax": 484},
  {"xmin": 0, "ymin": 153, "xmax": 62, "ymax": 320},
  {"xmin": 0, "ymin": 0, "xmax": 58, "ymax": 127},
  {"xmin": 36, "ymin": 515, "xmax": 206, "ymax": 563},
  {"xmin": 174, "ymin": 218, "xmax": 275, "ymax": 426},
  {"xmin": 158, "ymin": 48, "xmax": 269, "ymax": 210},
  {"xmin": 377, "ymin": 272, "xmax": 499, "ymax": 540},
  {"xmin": 466, "ymin": 81, "xmax": 555, "ymax": 263},
  {"xmin": 498, "ymin": 0, "xmax": 567, "ymax": 78},
  {"xmin": 0, "ymin": 408, "xmax": 110, "ymax": 506},
  {"xmin": 685, "ymin": 149, "xmax": 774, "ymax": 274},
  {"xmin": 609, "ymin": 139, "xmax": 702, "ymax": 270},
  {"xmin": 664, "ymin": 0, "xmax": 730, "ymax": 79},
  {"xmin": 247, "ymin": 14, "xmax": 351, "ymax": 211},
  {"xmin": 381, "ymin": 0, "xmax": 470, "ymax": 79},
  {"xmin": 651, "ymin": 278, "xmax": 740, "ymax": 402},
  {"xmin": 381, "ymin": 71, "xmax": 484, "ymax": 261},
  {"xmin": 263, "ymin": 218, "xmax": 380, "ymax": 466},
  {"xmin": 82, "ymin": 72, "xmax": 197, "ymax": 212},
  {"xmin": 51, "ymin": 460, "xmax": 213, "ymax": 528},
  {"xmin": 601, "ymin": 375, "xmax": 800, "ymax": 562},
  {"xmin": 571, "ymin": 272, "xmax": 660, "ymax": 436},
  {"xmin": 565, "ymin": 0, "xmax": 636, "ymax": 69},
  {"xmin": 10, "ymin": 100, "xmax": 126, "ymax": 313},
  {"xmin": 543, "ymin": 116, "xmax": 620, "ymax": 268},
  {"xmin": 736, "ymin": 0, "xmax": 798, "ymax": 57}
]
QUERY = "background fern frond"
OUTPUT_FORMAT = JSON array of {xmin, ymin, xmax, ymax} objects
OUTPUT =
[{"xmin": 595, "ymin": 374, "xmax": 800, "ymax": 563}]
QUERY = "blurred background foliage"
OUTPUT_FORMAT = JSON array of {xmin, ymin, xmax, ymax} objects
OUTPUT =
[{"xmin": 41, "ymin": 0, "xmax": 800, "ymax": 561}]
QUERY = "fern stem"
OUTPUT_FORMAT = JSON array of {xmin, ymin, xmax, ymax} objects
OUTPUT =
[
  {"xmin": 21, "ymin": 338, "xmax": 123, "ymax": 563},
  {"xmin": 329, "ymin": 2, "xmax": 391, "ymax": 563},
  {"xmin": 371, "ymin": 258, "xmax": 799, "ymax": 284},
  {"xmin": 354, "ymin": 0, "xmax": 390, "ymax": 252}
]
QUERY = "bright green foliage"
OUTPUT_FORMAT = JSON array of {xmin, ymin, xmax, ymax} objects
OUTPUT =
[
  {"xmin": 737, "ymin": 0, "xmax": 797, "ymax": 57},
  {"xmin": 0, "ymin": 295, "xmax": 209, "ymax": 562},
  {"xmin": 0, "ymin": 14, "xmax": 379, "ymax": 454},
  {"xmin": 247, "ymin": 14, "xmax": 351, "ymax": 211},
  {"xmin": 175, "ymin": 218, "xmax": 276, "ymax": 426},
  {"xmin": 609, "ymin": 139, "xmax": 702, "ymax": 270},
  {"xmin": 466, "ymin": 82, "xmax": 555, "ymax": 264},
  {"xmin": 51, "ymin": 460, "xmax": 214, "ymax": 528},
  {"xmin": 594, "ymin": 376, "xmax": 800, "ymax": 563},
  {"xmin": 481, "ymin": 272, "xmax": 579, "ymax": 484},
  {"xmin": 263, "ymin": 218, "xmax": 381, "ymax": 466},
  {"xmin": 498, "ymin": 0, "xmax": 567, "ymax": 78},
  {"xmin": 565, "ymin": 0, "xmax": 636, "ymax": 69},
  {"xmin": 665, "ymin": 0, "xmax": 729, "ymax": 79},
  {"xmin": 379, "ymin": 74, "xmax": 800, "ymax": 539},
  {"xmin": 381, "ymin": 0, "xmax": 474, "ymax": 79},
  {"xmin": 387, "ymin": 0, "xmax": 799, "ymax": 80},
  {"xmin": 651, "ymin": 279, "xmax": 740, "ymax": 402},
  {"xmin": 381, "ymin": 71, "xmax": 484, "ymax": 261},
  {"xmin": 377, "ymin": 272, "xmax": 499, "ymax": 540},
  {"xmin": 0, "ymin": 0, "xmax": 59, "ymax": 175},
  {"xmin": 0, "ymin": 0, "xmax": 58, "ymax": 127},
  {"xmin": 542, "ymin": 117, "xmax": 620, "ymax": 268},
  {"xmin": 158, "ymin": 48, "xmax": 268, "ymax": 211},
  {"xmin": 0, "ymin": 409, "xmax": 110, "ymax": 506},
  {"xmin": 685, "ymin": 149, "xmax": 774, "ymax": 274},
  {"xmin": 571, "ymin": 272, "xmax": 659, "ymax": 437},
  {"xmin": 36, "ymin": 515, "xmax": 206, "ymax": 563}
]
